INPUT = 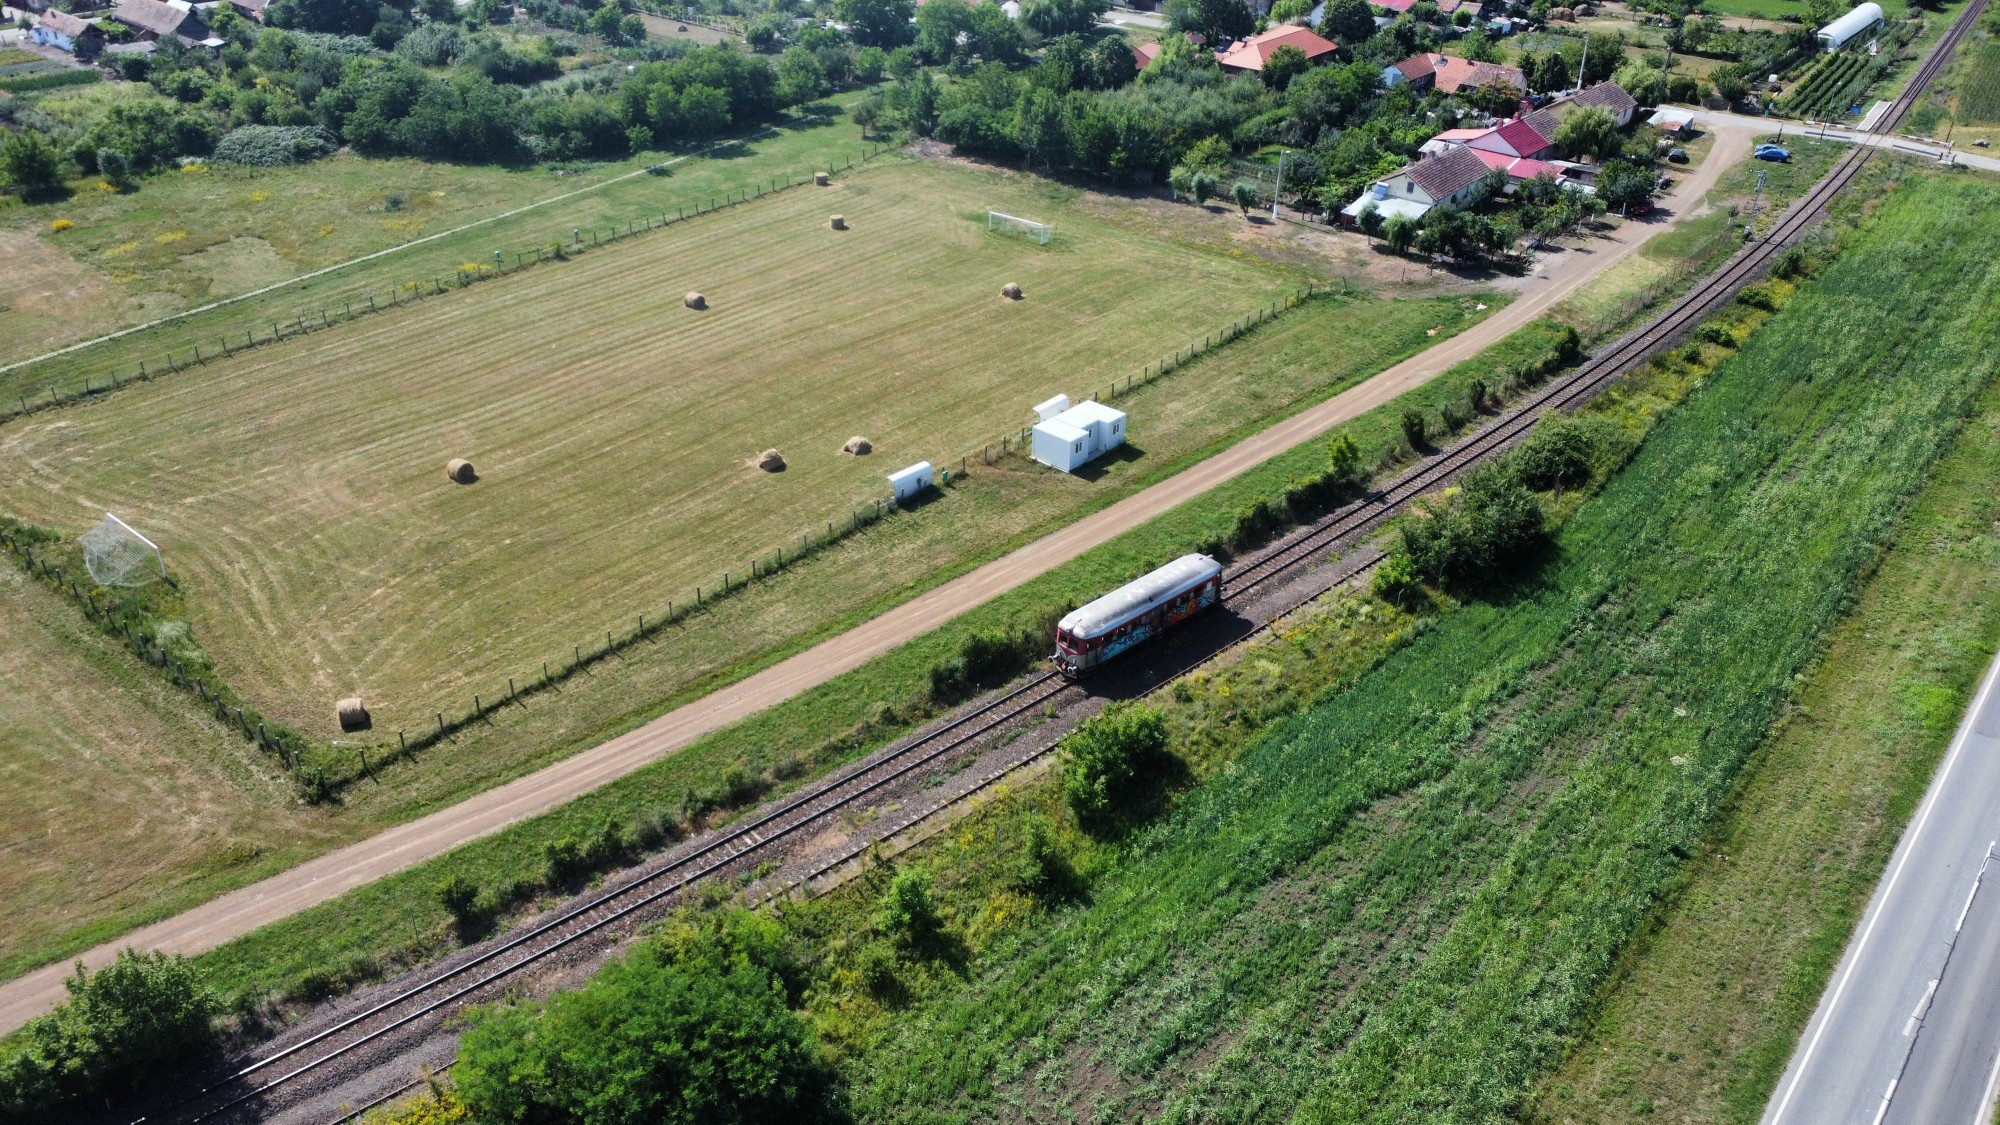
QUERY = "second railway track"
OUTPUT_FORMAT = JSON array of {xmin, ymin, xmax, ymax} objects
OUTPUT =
[{"xmin": 148, "ymin": 14, "xmax": 1986, "ymax": 1118}]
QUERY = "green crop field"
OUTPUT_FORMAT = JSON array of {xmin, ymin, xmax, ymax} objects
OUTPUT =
[
  {"xmin": 0, "ymin": 159, "xmax": 1317, "ymax": 740},
  {"xmin": 830, "ymin": 172, "xmax": 2000, "ymax": 1122},
  {"xmin": 1956, "ymin": 38, "xmax": 2000, "ymax": 119},
  {"xmin": 0, "ymin": 562, "xmax": 346, "ymax": 977}
]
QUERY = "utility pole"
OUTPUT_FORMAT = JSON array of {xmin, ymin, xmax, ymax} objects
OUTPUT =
[
  {"xmin": 1576, "ymin": 34, "xmax": 1589, "ymax": 94},
  {"xmin": 1747, "ymin": 168, "xmax": 1766, "ymax": 239}
]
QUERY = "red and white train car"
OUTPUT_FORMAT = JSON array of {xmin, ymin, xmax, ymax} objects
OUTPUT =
[{"xmin": 1052, "ymin": 554, "xmax": 1224, "ymax": 677}]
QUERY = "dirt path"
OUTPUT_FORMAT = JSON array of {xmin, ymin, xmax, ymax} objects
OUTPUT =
[{"xmin": 0, "ymin": 122, "xmax": 1757, "ymax": 1034}]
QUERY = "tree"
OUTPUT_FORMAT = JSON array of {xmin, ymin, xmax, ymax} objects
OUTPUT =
[
  {"xmin": 1327, "ymin": 431, "xmax": 1363, "ymax": 485},
  {"xmin": 0, "ymin": 950, "xmax": 217, "ymax": 1117},
  {"xmin": 1400, "ymin": 405, "xmax": 1426, "ymax": 448},
  {"xmin": 1357, "ymin": 199, "xmax": 1384, "ymax": 239},
  {"xmin": 1613, "ymin": 60, "xmax": 1666, "ymax": 106},
  {"xmin": 1231, "ymin": 180, "xmax": 1258, "ymax": 214},
  {"xmin": 1712, "ymin": 68, "xmax": 1749, "ymax": 105},
  {"xmin": 854, "ymin": 44, "xmax": 888, "ymax": 81},
  {"xmin": 1271, "ymin": 0, "xmax": 1313, "ymax": 21},
  {"xmin": 1012, "ymin": 86, "xmax": 1067, "ymax": 167},
  {"xmin": 1020, "ymin": 0, "xmax": 1108, "ymax": 38},
  {"xmin": 97, "ymin": 148, "xmax": 134, "ymax": 190},
  {"xmin": 1595, "ymin": 158, "xmax": 1653, "ymax": 212},
  {"xmin": 1059, "ymin": 702, "xmax": 1167, "ymax": 821},
  {"xmin": 1165, "ymin": 0, "xmax": 1255, "ymax": 42},
  {"xmin": 266, "ymin": 0, "xmax": 379, "ymax": 35},
  {"xmin": 1460, "ymin": 30, "xmax": 1500, "ymax": 61},
  {"xmin": 1512, "ymin": 410, "xmax": 1596, "ymax": 490},
  {"xmin": 1578, "ymin": 31, "xmax": 1625, "ymax": 84},
  {"xmin": 1317, "ymin": 0, "xmax": 1376, "ymax": 45},
  {"xmin": 876, "ymin": 867, "xmax": 943, "ymax": 949},
  {"xmin": 0, "ymin": 131, "xmax": 63, "ymax": 198},
  {"xmin": 455, "ymin": 911, "xmax": 837, "ymax": 1125},
  {"xmin": 1261, "ymin": 42, "xmax": 1311, "ymax": 89},
  {"xmin": 836, "ymin": 0, "xmax": 916, "ymax": 47},
  {"xmin": 1554, "ymin": 104, "xmax": 1618, "ymax": 159},
  {"xmin": 775, "ymin": 45, "xmax": 827, "ymax": 106},
  {"xmin": 889, "ymin": 66, "xmax": 939, "ymax": 132},
  {"xmin": 1383, "ymin": 212, "xmax": 1417, "ymax": 254},
  {"xmin": 1190, "ymin": 170, "xmax": 1219, "ymax": 206},
  {"xmin": 851, "ymin": 93, "xmax": 882, "ymax": 136},
  {"xmin": 914, "ymin": 0, "xmax": 970, "ymax": 62},
  {"xmin": 1528, "ymin": 50, "xmax": 1571, "ymax": 94},
  {"xmin": 1399, "ymin": 461, "xmax": 1544, "ymax": 585}
]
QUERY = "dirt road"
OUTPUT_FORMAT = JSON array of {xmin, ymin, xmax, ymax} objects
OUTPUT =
[{"xmin": 0, "ymin": 122, "xmax": 1757, "ymax": 1034}]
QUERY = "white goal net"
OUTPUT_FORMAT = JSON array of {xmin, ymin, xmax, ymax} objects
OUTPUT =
[
  {"xmin": 80, "ymin": 513, "xmax": 164, "ymax": 587},
  {"xmin": 988, "ymin": 211, "xmax": 1052, "ymax": 244}
]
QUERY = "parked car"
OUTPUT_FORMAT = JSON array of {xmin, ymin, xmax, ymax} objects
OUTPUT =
[
  {"xmin": 1667, "ymin": 148, "xmax": 1690, "ymax": 164},
  {"xmin": 1657, "ymin": 173, "xmax": 1673, "ymax": 189},
  {"xmin": 1628, "ymin": 198, "xmax": 1655, "ymax": 216},
  {"xmin": 1754, "ymin": 144, "xmax": 1792, "ymax": 162}
]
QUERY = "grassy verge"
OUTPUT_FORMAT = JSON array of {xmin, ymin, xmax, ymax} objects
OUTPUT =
[
  {"xmin": 0, "ymin": 90, "xmax": 880, "ymax": 391},
  {"xmin": 1552, "ymin": 133, "xmax": 1845, "ymax": 341},
  {"xmin": 807, "ymin": 170, "xmax": 2000, "ymax": 1122},
  {"xmin": 1523, "ymin": 258, "xmax": 2000, "ymax": 1125}
]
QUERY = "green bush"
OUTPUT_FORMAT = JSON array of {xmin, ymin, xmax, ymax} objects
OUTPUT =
[
  {"xmin": 1512, "ymin": 411, "xmax": 1597, "ymax": 491},
  {"xmin": 0, "ymin": 950, "xmax": 216, "ymax": 1116},
  {"xmin": 456, "ymin": 909, "xmax": 837, "ymax": 1125},
  {"xmin": 1737, "ymin": 282, "xmax": 1779, "ymax": 311},
  {"xmin": 212, "ymin": 125, "xmax": 340, "ymax": 166},
  {"xmin": 1059, "ymin": 702, "xmax": 1168, "ymax": 822},
  {"xmin": 1400, "ymin": 407, "xmax": 1427, "ymax": 449},
  {"xmin": 436, "ymin": 873, "xmax": 480, "ymax": 923},
  {"xmin": 1398, "ymin": 462, "xmax": 1545, "ymax": 586},
  {"xmin": 876, "ymin": 867, "xmax": 943, "ymax": 950},
  {"xmin": 1695, "ymin": 322, "xmax": 1737, "ymax": 348}
]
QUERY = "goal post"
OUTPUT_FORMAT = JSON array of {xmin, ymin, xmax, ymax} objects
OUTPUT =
[
  {"xmin": 988, "ymin": 211, "xmax": 1053, "ymax": 244},
  {"xmin": 79, "ymin": 513, "xmax": 165, "ymax": 587}
]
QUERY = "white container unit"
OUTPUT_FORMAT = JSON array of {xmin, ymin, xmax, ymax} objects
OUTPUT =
[
  {"xmin": 888, "ymin": 461, "xmax": 934, "ymax": 503},
  {"xmin": 1031, "ymin": 399, "xmax": 1127, "ymax": 473}
]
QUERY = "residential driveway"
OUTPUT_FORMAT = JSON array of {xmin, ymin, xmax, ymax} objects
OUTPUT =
[{"xmin": 0, "ymin": 121, "xmax": 1761, "ymax": 1035}]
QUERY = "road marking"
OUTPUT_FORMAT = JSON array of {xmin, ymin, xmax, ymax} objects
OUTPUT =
[
  {"xmin": 1766, "ymin": 649, "xmax": 2000, "ymax": 1124},
  {"xmin": 1874, "ymin": 1079, "xmax": 1899, "ymax": 1125},
  {"xmin": 1905, "ymin": 979, "xmax": 1939, "ymax": 1037},
  {"xmin": 1974, "ymin": 1030, "xmax": 2000, "ymax": 1125}
]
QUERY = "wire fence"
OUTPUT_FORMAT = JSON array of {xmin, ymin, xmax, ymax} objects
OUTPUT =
[
  {"xmin": 969, "ymin": 281, "xmax": 1353, "ymax": 466},
  {"xmin": 1, "ymin": 142, "xmax": 899, "ymax": 427}
]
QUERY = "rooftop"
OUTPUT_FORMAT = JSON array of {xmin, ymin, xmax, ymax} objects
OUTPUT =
[
  {"xmin": 1216, "ymin": 24, "xmax": 1339, "ymax": 71},
  {"xmin": 1405, "ymin": 144, "xmax": 1492, "ymax": 200}
]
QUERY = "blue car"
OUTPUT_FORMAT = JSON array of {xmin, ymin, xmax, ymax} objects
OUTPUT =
[{"xmin": 1754, "ymin": 144, "xmax": 1792, "ymax": 162}]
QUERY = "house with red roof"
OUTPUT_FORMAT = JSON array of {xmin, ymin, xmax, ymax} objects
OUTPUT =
[
  {"xmin": 1384, "ymin": 52, "xmax": 1526, "ymax": 96},
  {"xmin": 1215, "ymin": 25, "xmax": 1339, "ymax": 73},
  {"xmin": 1132, "ymin": 41, "xmax": 1162, "ymax": 68},
  {"xmin": 1545, "ymin": 80, "xmax": 1640, "ymax": 128},
  {"xmin": 1465, "ymin": 117, "xmax": 1557, "ymax": 159}
]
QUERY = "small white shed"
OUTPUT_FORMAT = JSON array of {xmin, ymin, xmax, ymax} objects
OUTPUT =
[
  {"xmin": 888, "ymin": 460, "xmax": 933, "ymax": 503},
  {"xmin": 1032, "ymin": 399, "xmax": 1127, "ymax": 473},
  {"xmin": 1818, "ymin": 2, "xmax": 1884, "ymax": 50}
]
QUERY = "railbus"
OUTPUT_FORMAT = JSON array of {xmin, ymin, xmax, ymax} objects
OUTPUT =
[{"xmin": 1052, "ymin": 554, "xmax": 1224, "ymax": 678}]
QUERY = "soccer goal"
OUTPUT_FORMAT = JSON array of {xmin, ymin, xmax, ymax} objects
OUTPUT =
[
  {"xmin": 988, "ymin": 211, "xmax": 1053, "ymax": 244},
  {"xmin": 79, "ymin": 513, "xmax": 165, "ymax": 587}
]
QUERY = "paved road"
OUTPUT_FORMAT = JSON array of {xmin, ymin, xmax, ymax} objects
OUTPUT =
[
  {"xmin": 1682, "ymin": 106, "xmax": 2000, "ymax": 174},
  {"xmin": 1762, "ymin": 648, "xmax": 2000, "ymax": 1125},
  {"xmin": 0, "ymin": 124, "xmax": 1756, "ymax": 1035}
]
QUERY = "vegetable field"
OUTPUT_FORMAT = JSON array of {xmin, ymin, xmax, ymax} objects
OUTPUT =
[
  {"xmin": 842, "ymin": 173, "xmax": 2000, "ymax": 1123},
  {"xmin": 1781, "ymin": 51, "xmax": 1877, "ymax": 118},
  {"xmin": 1955, "ymin": 39, "xmax": 2000, "ymax": 120}
]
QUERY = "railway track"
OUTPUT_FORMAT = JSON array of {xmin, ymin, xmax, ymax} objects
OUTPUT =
[{"xmin": 148, "ymin": 12, "xmax": 1987, "ymax": 1120}]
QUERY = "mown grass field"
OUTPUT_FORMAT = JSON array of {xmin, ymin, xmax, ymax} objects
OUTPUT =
[
  {"xmin": 1526, "ymin": 335, "xmax": 2000, "ymax": 1125},
  {"xmin": 0, "ymin": 85, "xmax": 878, "ymax": 385},
  {"xmin": 829, "ymin": 172, "xmax": 2000, "ymax": 1123},
  {"xmin": 0, "ymin": 157, "xmax": 1320, "ymax": 741},
  {"xmin": 0, "ymin": 562, "xmax": 346, "ymax": 979}
]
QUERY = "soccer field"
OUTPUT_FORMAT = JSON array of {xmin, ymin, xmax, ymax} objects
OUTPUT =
[{"xmin": 0, "ymin": 159, "xmax": 1302, "ymax": 737}]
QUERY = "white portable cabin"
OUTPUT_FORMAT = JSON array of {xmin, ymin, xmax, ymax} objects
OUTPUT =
[
  {"xmin": 1031, "ymin": 399, "xmax": 1127, "ymax": 473},
  {"xmin": 1817, "ymin": 2, "xmax": 1884, "ymax": 50},
  {"xmin": 888, "ymin": 460, "xmax": 933, "ymax": 502}
]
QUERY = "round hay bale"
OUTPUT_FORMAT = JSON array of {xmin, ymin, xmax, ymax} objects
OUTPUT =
[
  {"xmin": 813, "ymin": 171, "xmax": 830, "ymax": 186},
  {"xmin": 446, "ymin": 458, "xmax": 476, "ymax": 484},
  {"xmin": 336, "ymin": 696, "xmax": 372, "ymax": 733},
  {"xmin": 1000, "ymin": 282, "xmax": 1023, "ymax": 300},
  {"xmin": 830, "ymin": 214, "xmax": 847, "ymax": 230},
  {"xmin": 758, "ymin": 448, "xmax": 786, "ymax": 472},
  {"xmin": 842, "ymin": 435, "xmax": 872, "ymax": 455},
  {"xmin": 684, "ymin": 291, "xmax": 707, "ymax": 310}
]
